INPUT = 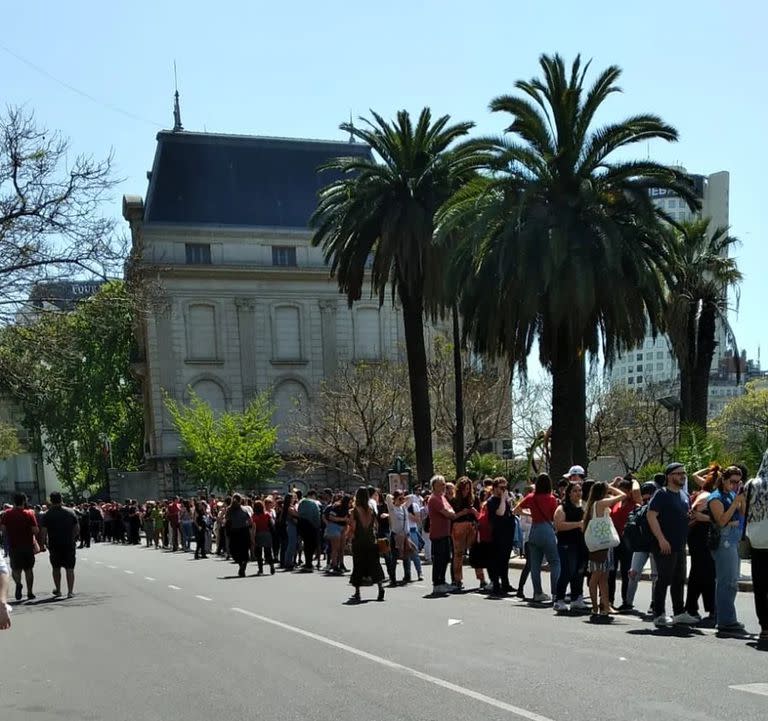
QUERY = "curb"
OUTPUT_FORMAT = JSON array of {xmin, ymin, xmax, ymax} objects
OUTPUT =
[{"xmin": 505, "ymin": 557, "xmax": 754, "ymax": 593}]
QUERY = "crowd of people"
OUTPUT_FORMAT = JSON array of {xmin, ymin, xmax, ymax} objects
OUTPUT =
[{"xmin": 1, "ymin": 454, "xmax": 767, "ymax": 644}]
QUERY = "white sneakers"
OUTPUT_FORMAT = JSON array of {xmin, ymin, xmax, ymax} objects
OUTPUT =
[
  {"xmin": 653, "ymin": 615, "xmax": 673, "ymax": 627},
  {"xmin": 570, "ymin": 597, "xmax": 591, "ymax": 610},
  {"xmin": 433, "ymin": 583, "xmax": 455, "ymax": 594},
  {"xmin": 671, "ymin": 612, "xmax": 700, "ymax": 625},
  {"xmin": 532, "ymin": 593, "xmax": 552, "ymax": 603},
  {"xmin": 553, "ymin": 600, "xmax": 569, "ymax": 612}
]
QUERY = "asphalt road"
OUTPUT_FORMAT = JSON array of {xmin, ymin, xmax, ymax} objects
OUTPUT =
[{"xmin": 2, "ymin": 543, "xmax": 766, "ymax": 721}]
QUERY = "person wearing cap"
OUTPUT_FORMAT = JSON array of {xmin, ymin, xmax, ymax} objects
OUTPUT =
[
  {"xmin": 565, "ymin": 465, "xmax": 586, "ymax": 484},
  {"xmin": 646, "ymin": 462, "xmax": 699, "ymax": 627}
]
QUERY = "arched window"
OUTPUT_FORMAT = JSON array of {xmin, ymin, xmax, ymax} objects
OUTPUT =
[{"xmin": 190, "ymin": 378, "xmax": 227, "ymax": 413}]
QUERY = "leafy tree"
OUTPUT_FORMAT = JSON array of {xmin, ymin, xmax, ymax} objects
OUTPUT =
[
  {"xmin": 443, "ymin": 54, "xmax": 697, "ymax": 477},
  {"xmin": 165, "ymin": 390, "xmax": 281, "ymax": 493},
  {"xmin": 466, "ymin": 452, "xmax": 504, "ymax": 480},
  {"xmin": 0, "ymin": 281, "xmax": 143, "ymax": 498},
  {"xmin": 712, "ymin": 380, "xmax": 768, "ymax": 472},
  {"xmin": 0, "ymin": 421, "xmax": 21, "ymax": 460},
  {"xmin": 666, "ymin": 219, "xmax": 742, "ymax": 431},
  {"xmin": 0, "ymin": 107, "xmax": 123, "ymax": 317},
  {"xmin": 311, "ymin": 108, "xmax": 488, "ymax": 484},
  {"xmin": 288, "ymin": 361, "xmax": 414, "ymax": 484}
]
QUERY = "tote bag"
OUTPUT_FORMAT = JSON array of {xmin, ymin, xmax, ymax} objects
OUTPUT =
[{"xmin": 584, "ymin": 508, "xmax": 620, "ymax": 552}]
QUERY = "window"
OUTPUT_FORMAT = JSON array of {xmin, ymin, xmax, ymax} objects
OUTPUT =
[
  {"xmin": 656, "ymin": 363, "xmax": 663, "ymax": 370},
  {"xmin": 637, "ymin": 375, "xmax": 643, "ymax": 383},
  {"xmin": 637, "ymin": 364, "xmax": 643, "ymax": 372},
  {"xmin": 637, "ymin": 353, "xmax": 643, "ymax": 360},
  {"xmin": 186, "ymin": 303, "xmax": 218, "ymax": 360},
  {"xmin": 274, "ymin": 306, "xmax": 301, "ymax": 360},
  {"xmin": 354, "ymin": 307, "xmax": 381, "ymax": 360},
  {"xmin": 185, "ymin": 243, "xmax": 211, "ymax": 265},
  {"xmin": 272, "ymin": 246, "xmax": 297, "ymax": 267},
  {"xmin": 628, "ymin": 377, "xmax": 634, "ymax": 385},
  {"xmin": 656, "ymin": 351, "xmax": 664, "ymax": 359}
]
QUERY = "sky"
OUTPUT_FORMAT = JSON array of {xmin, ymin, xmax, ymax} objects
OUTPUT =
[{"xmin": 4, "ymin": 0, "xmax": 767, "ymax": 361}]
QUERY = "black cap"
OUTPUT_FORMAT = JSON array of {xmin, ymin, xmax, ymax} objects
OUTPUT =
[
  {"xmin": 640, "ymin": 482, "xmax": 658, "ymax": 497},
  {"xmin": 665, "ymin": 462, "xmax": 685, "ymax": 476}
]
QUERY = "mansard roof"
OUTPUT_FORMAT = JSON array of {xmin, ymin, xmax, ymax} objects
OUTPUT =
[{"xmin": 143, "ymin": 130, "xmax": 372, "ymax": 228}]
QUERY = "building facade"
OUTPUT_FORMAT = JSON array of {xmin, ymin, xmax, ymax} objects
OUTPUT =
[{"xmin": 124, "ymin": 129, "xmax": 409, "ymax": 485}]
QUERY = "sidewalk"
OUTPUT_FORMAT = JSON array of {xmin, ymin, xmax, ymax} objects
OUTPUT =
[{"xmin": 505, "ymin": 556, "xmax": 754, "ymax": 592}]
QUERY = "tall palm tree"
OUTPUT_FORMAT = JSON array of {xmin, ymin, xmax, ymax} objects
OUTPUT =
[
  {"xmin": 440, "ymin": 54, "xmax": 700, "ymax": 477},
  {"xmin": 311, "ymin": 109, "xmax": 487, "ymax": 483},
  {"xmin": 666, "ymin": 219, "xmax": 741, "ymax": 431}
]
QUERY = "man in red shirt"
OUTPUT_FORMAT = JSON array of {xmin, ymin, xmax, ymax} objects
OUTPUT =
[
  {"xmin": 427, "ymin": 476, "xmax": 455, "ymax": 594},
  {"xmin": 166, "ymin": 497, "xmax": 182, "ymax": 551},
  {"xmin": 0, "ymin": 493, "xmax": 39, "ymax": 601}
]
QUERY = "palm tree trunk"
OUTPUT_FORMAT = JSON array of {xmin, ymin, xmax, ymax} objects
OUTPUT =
[
  {"xmin": 691, "ymin": 304, "xmax": 717, "ymax": 432},
  {"xmin": 679, "ymin": 305, "xmax": 698, "ymax": 426},
  {"xmin": 550, "ymin": 334, "xmax": 587, "ymax": 477},
  {"xmin": 398, "ymin": 285, "xmax": 434, "ymax": 484},
  {"xmin": 452, "ymin": 304, "xmax": 465, "ymax": 476}
]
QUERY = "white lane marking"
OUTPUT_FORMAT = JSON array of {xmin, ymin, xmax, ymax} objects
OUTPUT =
[
  {"xmin": 231, "ymin": 608, "xmax": 554, "ymax": 721},
  {"xmin": 168, "ymin": 585, "xmax": 181, "ymax": 590},
  {"xmin": 94, "ymin": 561, "xmax": 103, "ymax": 565},
  {"xmin": 195, "ymin": 595, "xmax": 212, "ymax": 602},
  {"xmin": 619, "ymin": 657, "xmax": 627, "ymax": 661},
  {"xmin": 730, "ymin": 683, "xmax": 768, "ymax": 697},
  {"xmin": 448, "ymin": 618, "xmax": 463, "ymax": 626},
  {"xmin": 81, "ymin": 557, "xmax": 88, "ymax": 561},
  {"xmin": 107, "ymin": 565, "xmax": 117, "ymax": 569},
  {"xmin": 144, "ymin": 577, "xmax": 155, "ymax": 582},
  {"xmin": 124, "ymin": 570, "xmax": 134, "ymax": 575}
]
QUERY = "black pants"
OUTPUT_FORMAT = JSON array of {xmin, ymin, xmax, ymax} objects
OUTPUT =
[
  {"xmin": 556, "ymin": 543, "xmax": 584, "ymax": 601},
  {"xmin": 685, "ymin": 535, "xmax": 716, "ymax": 615},
  {"xmin": 431, "ymin": 536, "xmax": 451, "ymax": 587},
  {"xmin": 298, "ymin": 520, "xmax": 318, "ymax": 569},
  {"xmin": 652, "ymin": 550, "xmax": 686, "ymax": 617},
  {"xmin": 751, "ymin": 547, "xmax": 768, "ymax": 631},
  {"xmin": 255, "ymin": 544, "xmax": 274, "ymax": 571},
  {"xmin": 489, "ymin": 537, "xmax": 514, "ymax": 591},
  {"xmin": 608, "ymin": 541, "xmax": 632, "ymax": 606},
  {"xmin": 194, "ymin": 527, "xmax": 207, "ymax": 558}
]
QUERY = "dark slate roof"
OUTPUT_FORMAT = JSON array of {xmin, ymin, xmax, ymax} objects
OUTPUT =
[
  {"xmin": 144, "ymin": 131, "xmax": 372, "ymax": 228},
  {"xmin": 28, "ymin": 280, "xmax": 106, "ymax": 311}
]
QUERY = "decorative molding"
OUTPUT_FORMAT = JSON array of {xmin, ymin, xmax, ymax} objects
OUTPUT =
[
  {"xmin": 270, "ymin": 359, "xmax": 309, "ymax": 367},
  {"xmin": 318, "ymin": 299, "xmax": 338, "ymax": 313},
  {"xmin": 235, "ymin": 297, "xmax": 257, "ymax": 311}
]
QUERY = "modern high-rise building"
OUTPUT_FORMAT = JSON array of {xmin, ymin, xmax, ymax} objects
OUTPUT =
[{"xmin": 608, "ymin": 169, "xmax": 730, "ymax": 394}]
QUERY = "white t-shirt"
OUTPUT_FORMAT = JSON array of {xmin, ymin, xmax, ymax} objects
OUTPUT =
[
  {"xmin": 0, "ymin": 555, "xmax": 7, "ymax": 575},
  {"xmin": 746, "ymin": 477, "xmax": 768, "ymax": 549}
]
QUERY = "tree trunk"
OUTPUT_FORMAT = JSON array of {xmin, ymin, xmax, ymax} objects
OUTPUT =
[
  {"xmin": 550, "ymin": 331, "xmax": 587, "ymax": 478},
  {"xmin": 452, "ymin": 304, "xmax": 465, "ymax": 477},
  {"xmin": 678, "ymin": 305, "xmax": 698, "ymax": 426},
  {"xmin": 691, "ymin": 304, "xmax": 717, "ymax": 432},
  {"xmin": 398, "ymin": 285, "xmax": 434, "ymax": 484}
]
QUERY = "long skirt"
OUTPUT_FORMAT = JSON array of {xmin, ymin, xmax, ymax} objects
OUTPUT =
[{"xmin": 228, "ymin": 527, "xmax": 251, "ymax": 565}]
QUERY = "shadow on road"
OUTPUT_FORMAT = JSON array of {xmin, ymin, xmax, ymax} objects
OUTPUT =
[
  {"xmin": 626, "ymin": 627, "xmax": 705, "ymax": 637},
  {"xmin": 9, "ymin": 593, "xmax": 112, "ymax": 614}
]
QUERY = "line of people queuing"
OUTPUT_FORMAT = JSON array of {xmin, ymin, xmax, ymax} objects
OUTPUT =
[{"xmin": 3, "ymin": 454, "xmax": 766, "ymax": 644}]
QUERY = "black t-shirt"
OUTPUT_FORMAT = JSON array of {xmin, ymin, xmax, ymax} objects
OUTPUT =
[
  {"xmin": 41, "ymin": 506, "xmax": 79, "ymax": 547},
  {"xmin": 486, "ymin": 496, "xmax": 516, "ymax": 541},
  {"xmin": 649, "ymin": 488, "xmax": 689, "ymax": 552}
]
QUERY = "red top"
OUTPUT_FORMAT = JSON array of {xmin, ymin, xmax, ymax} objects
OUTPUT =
[
  {"xmin": 518, "ymin": 493, "xmax": 558, "ymax": 524},
  {"xmin": 251, "ymin": 513, "xmax": 271, "ymax": 533},
  {"xmin": 167, "ymin": 502, "xmax": 181, "ymax": 519},
  {"xmin": 427, "ymin": 494, "xmax": 453, "ymax": 540},
  {"xmin": 611, "ymin": 500, "xmax": 637, "ymax": 536},
  {"xmin": 0, "ymin": 507, "xmax": 38, "ymax": 550},
  {"xmin": 477, "ymin": 504, "xmax": 492, "ymax": 543}
]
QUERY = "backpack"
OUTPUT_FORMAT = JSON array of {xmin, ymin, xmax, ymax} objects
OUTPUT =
[{"xmin": 623, "ymin": 504, "xmax": 651, "ymax": 553}]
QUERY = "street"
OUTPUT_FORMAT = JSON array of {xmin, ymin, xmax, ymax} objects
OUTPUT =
[{"xmin": 2, "ymin": 543, "xmax": 766, "ymax": 721}]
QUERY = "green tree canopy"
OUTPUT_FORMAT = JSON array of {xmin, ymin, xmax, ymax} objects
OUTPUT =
[{"xmin": 165, "ymin": 390, "xmax": 282, "ymax": 493}]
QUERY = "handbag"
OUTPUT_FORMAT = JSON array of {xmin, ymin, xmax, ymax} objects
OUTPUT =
[
  {"xmin": 738, "ymin": 484, "xmax": 752, "ymax": 560},
  {"xmin": 376, "ymin": 537, "xmax": 390, "ymax": 556},
  {"xmin": 584, "ymin": 508, "xmax": 620, "ymax": 552}
]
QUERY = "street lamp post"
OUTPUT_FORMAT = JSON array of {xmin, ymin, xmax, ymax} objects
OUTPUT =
[{"xmin": 656, "ymin": 395, "xmax": 682, "ymax": 459}]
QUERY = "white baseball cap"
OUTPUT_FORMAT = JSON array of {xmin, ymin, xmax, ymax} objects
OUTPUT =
[{"xmin": 565, "ymin": 465, "xmax": 586, "ymax": 478}]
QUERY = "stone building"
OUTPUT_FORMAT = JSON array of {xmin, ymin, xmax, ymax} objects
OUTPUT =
[{"xmin": 123, "ymin": 128, "xmax": 408, "ymax": 489}]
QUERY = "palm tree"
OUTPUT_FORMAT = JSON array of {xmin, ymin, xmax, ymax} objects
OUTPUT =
[
  {"xmin": 666, "ymin": 219, "xmax": 741, "ymax": 431},
  {"xmin": 440, "ymin": 54, "xmax": 700, "ymax": 477},
  {"xmin": 311, "ymin": 109, "xmax": 487, "ymax": 483}
]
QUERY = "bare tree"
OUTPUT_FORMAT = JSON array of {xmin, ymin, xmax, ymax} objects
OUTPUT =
[
  {"xmin": 289, "ymin": 361, "xmax": 414, "ymax": 483},
  {"xmin": 0, "ymin": 107, "xmax": 124, "ymax": 315},
  {"xmin": 428, "ymin": 335, "xmax": 512, "ymax": 461}
]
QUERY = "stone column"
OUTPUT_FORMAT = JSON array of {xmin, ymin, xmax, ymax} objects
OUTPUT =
[
  {"xmin": 236, "ymin": 297, "xmax": 258, "ymax": 404},
  {"xmin": 319, "ymin": 299, "xmax": 338, "ymax": 377}
]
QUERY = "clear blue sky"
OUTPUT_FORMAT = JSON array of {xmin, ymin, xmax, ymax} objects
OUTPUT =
[{"xmin": 4, "ymin": 1, "xmax": 766, "ymax": 360}]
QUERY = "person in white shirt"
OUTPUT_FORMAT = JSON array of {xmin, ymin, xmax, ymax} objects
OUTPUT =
[
  {"xmin": 0, "ymin": 554, "xmax": 11, "ymax": 630},
  {"xmin": 745, "ymin": 451, "xmax": 768, "ymax": 643}
]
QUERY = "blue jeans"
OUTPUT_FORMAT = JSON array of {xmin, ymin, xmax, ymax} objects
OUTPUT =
[
  {"xmin": 711, "ymin": 525, "xmax": 741, "ymax": 628},
  {"xmin": 528, "ymin": 523, "xmax": 560, "ymax": 597},
  {"xmin": 181, "ymin": 520, "xmax": 194, "ymax": 550},
  {"xmin": 404, "ymin": 529, "xmax": 423, "ymax": 580}
]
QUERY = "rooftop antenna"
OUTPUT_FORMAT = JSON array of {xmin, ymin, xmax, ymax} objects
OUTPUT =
[
  {"xmin": 172, "ymin": 61, "xmax": 183, "ymax": 132},
  {"xmin": 348, "ymin": 110, "xmax": 355, "ymax": 143}
]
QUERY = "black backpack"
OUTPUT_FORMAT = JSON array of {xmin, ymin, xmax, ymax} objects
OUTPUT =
[{"xmin": 623, "ymin": 504, "xmax": 651, "ymax": 553}]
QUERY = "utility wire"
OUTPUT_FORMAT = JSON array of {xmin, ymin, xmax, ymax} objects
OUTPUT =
[{"xmin": 0, "ymin": 43, "xmax": 164, "ymax": 128}]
